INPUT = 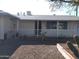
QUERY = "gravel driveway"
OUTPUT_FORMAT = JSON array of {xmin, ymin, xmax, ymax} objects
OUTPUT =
[
  {"xmin": 0, "ymin": 38, "xmax": 66, "ymax": 59},
  {"xmin": 10, "ymin": 45, "xmax": 65, "ymax": 59}
]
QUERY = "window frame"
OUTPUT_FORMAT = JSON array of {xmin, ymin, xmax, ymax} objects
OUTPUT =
[
  {"xmin": 46, "ymin": 21, "xmax": 68, "ymax": 29},
  {"xmin": 46, "ymin": 21, "xmax": 57, "ymax": 29},
  {"xmin": 58, "ymin": 21, "xmax": 68, "ymax": 29}
]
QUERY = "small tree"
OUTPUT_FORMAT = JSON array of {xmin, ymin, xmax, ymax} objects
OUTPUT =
[{"xmin": 47, "ymin": 0, "xmax": 79, "ymax": 16}]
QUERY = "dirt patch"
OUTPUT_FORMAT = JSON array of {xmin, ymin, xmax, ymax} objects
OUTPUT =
[{"xmin": 10, "ymin": 45, "xmax": 65, "ymax": 59}]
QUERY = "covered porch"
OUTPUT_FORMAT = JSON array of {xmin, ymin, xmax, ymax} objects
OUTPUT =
[{"xmin": 18, "ymin": 20, "xmax": 79, "ymax": 38}]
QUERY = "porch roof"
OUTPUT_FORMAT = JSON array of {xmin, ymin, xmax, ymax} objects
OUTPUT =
[{"xmin": 17, "ymin": 15, "xmax": 79, "ymax": 21}]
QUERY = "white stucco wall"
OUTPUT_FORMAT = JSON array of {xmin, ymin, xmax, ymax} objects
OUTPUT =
[
  {"xmin": 3, "ymin": 16, "xmax": 17, "ymax": 39},
  {"xmin": 42, "ymin": 21, "xmax": 46, "ymax": 29},
  {"xmin": 41, "ymin": 21, "xmax": 78, "ymax": 37},
  {"xmin": 0, "ymin": 16, "xmax": 4, "ymax": 39},
  {"xmin": 19, "ymin": 20, "xmax": 35, "ymax": 36}
]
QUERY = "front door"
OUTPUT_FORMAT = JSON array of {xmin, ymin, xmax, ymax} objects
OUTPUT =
[{"xmin": 35, "ymin": 21, "xmax": 42, "ymax": 36}]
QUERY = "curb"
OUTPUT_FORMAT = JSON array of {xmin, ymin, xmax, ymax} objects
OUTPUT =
[{"xmin": 57, "ymin": 44, "xmax": 76, "ymax": 59}]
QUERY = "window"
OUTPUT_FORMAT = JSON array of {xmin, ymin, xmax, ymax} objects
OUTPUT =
[
  {"xmin": 46, "ymin": 21, "xmax": 68, "ymax": 29},
  {"xmin": 58, "ymin": 21, "xmax": 67, "ymax": 29},
  {"xmin": 47, "ymin": 21, "xmax": 57, "ymax": 29}
]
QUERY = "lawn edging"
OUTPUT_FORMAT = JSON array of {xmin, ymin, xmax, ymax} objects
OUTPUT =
[{"xmin": 57, "ymin": 43, "xmax": 76, "ymax": 59}]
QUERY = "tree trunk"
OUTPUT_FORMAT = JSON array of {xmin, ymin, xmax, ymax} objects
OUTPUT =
[{"xmin": 76, "ymin": 5, "xmax": 78, "ymax": 16}]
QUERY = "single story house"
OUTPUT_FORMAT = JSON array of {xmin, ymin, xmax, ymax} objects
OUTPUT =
[{"xmin": 0, "ymin": 10, "xmax": 79, "ymax": 40}]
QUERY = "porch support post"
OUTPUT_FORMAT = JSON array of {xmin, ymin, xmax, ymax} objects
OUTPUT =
[{"xmin": 57, "ymin": 21, "xmax": 59, "ymax": 39}]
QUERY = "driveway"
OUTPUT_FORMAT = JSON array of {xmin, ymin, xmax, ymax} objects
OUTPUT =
[
  {"xmin": 10, "ymin": 45, "xmax": 65, "ymax": 59},
  {"xmin": 0, "ymin": 38, "xmax": 65, "ymax": 59}
]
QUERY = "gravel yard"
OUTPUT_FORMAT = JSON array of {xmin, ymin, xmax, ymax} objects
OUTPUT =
[
  {"xmin": 10, "ymin": 45, "xmax": 65, "ymax": 59},
  {"xmin": 0, "ymin": 38, "xmax": 67, "ymax": 59}
]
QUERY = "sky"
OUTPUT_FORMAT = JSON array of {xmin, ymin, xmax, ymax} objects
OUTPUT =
[{"xmin": 0, "ymin": 0, "xmax": 69, "ymax": 15}]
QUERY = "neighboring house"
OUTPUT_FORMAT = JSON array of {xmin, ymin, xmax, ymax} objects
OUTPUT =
[
  {"xmin": 0, "ymin": 10, "xmax": 19, "ymax": 39},
  {"xmin": 0, "ymin": 10, "xmax": 79, "ymax": 39}
]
